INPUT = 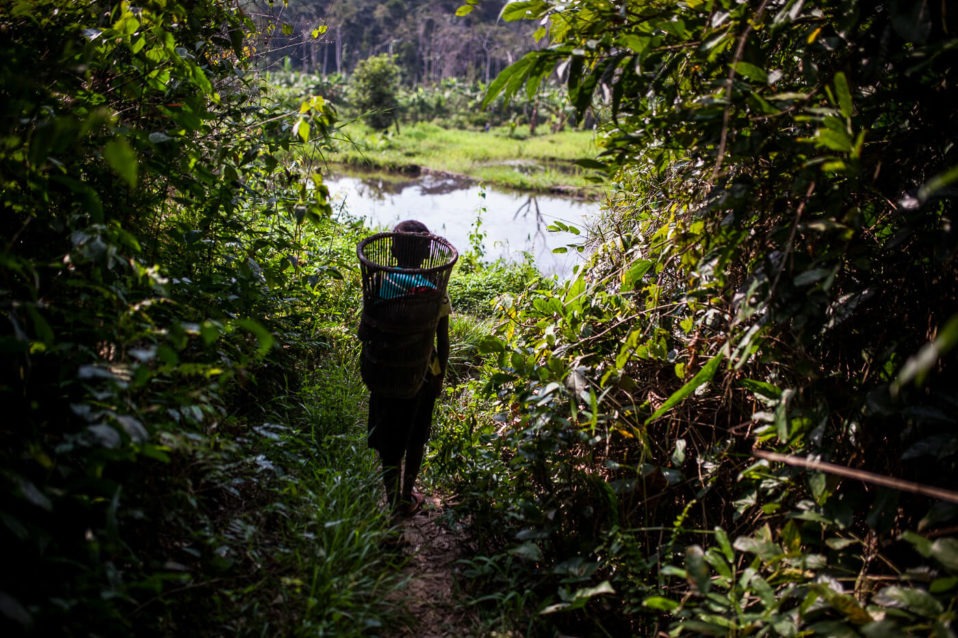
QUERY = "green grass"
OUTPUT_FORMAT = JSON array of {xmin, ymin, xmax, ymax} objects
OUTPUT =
[
  {"xmin": 226, "ymin": 334, "xmax": 410, "ymax": 637},
  {"xmin": 325, "ymin": 121, "xmax": 606, "ymax": 198}
]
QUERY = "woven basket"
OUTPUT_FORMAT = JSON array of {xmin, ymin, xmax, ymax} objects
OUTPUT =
[{"xmin": 357, "ymin": 231, "xmax": 458, "ymax": 398}]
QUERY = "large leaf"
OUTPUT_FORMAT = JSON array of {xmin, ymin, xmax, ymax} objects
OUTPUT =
[
  {"xmin": 833, "ymin": 71, "xmax": 854, "ymax": 119},
  {"xmin": 482, "ymin": 54, "xmax": 537, "ymax": 108},
  {"xmin": 646, "ymin": 352, "xmax": 724, "ymax": 424},
  {"xmin": 642, "ymin": 596, "xmax": 680, "ymax": 612},
  {"xmin": 541, "ymin": 581, "xmax": 615, "ymax": 614},
  {"xmin": 931, "ymin": 538, "xmax": 958, "ymax": 572},
  {"xmin": 500, "ymin": 0, "xmax": 550, "ymax": 22},
  {"xmin": 873, "ymin": 585, "xmax": 943, "ymax": 618},
  {"xmin": 104, "ymin": 137, "xmax": 138, "ymax": 187},
  {"xmin": 731, "ymin": 61, "xmax": 768, "ymax": 83}
]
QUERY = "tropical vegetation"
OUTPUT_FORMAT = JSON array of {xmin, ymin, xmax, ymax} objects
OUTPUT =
[
  {"xmin": 1, "ymin": 0, "xmax": 956, "ymax": 636},
  {"xmin": 442, "ymin": 0, "xmax": 958, "ymax": 635},
  {"xmin": 253, "ymin": 0, "xmax": 531, "ymax": 84}
]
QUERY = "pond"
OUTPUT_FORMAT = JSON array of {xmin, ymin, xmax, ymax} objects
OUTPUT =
[{"xmin": 326, "ymin": 172, "xmax": 600, "ymax": 278}]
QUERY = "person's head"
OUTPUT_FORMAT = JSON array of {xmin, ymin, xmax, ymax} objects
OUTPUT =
[{"xmin": 391, "ymin": 219, "xmax": 431, "ymax": 267}]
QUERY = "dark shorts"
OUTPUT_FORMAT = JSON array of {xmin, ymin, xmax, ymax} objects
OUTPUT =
[{"xmin": 367, "ymin": 380, "xmax": 439, "ymax": 456}]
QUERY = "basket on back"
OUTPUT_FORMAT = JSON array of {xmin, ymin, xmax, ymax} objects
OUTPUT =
[{"xmin": 357, "ymin": 231, "xmax": 458, "ymax": 398}]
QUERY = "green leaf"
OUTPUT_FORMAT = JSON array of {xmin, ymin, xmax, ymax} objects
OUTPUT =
[
  {"xmin": 808, "ymin": 471, "xmax": 830, "ymax": 504},
  {"xmin": 731, "ymin": 61, "xmax": 768, "ymax": 84},
  {"xmin": 810, "ymin": 583, "xmax": 873, "ymax": 624},
  {"xmin": 478, "ymin": 335, "xmax": 506, "ymax": 354},
  {"xmin": 295, "ymin": 118, "xmax": 310, "ymax": 142},
  {"xmin": 541, "ymin": 581, "xmax": 615, "ymax": 614},
  {"xmin": 563, "ymin": 274, "xmax": 586, "ymax": 312},
  {"xmin": 615, "ymin": 329, "xmax": 641, "ymax": 369},
  {"xmin": 642, "ymin": 596, "xmax": 680, "ymax": 612},
  {"xmin": 619, "ymin": 34, "xmax": 652, "ymax": 54},
  {"xmin": 834, "ymin": 72, "xmax": 854, "ymax": 119},
  {"xmin": 236, "ymin": 318, "xmax": 275, "ymax": 357},
  {"xmin": 826, "ymin": 537, "xmax": 859, "ymax": 550},
  {"xmin": 873, "ymin": 585, "xmax": 943, "ymax": 617},
  {"xmin": 140, "ymin": 444, "xmax": 171, "ymax": 463},
  {"xmin": 686, "ymin": 545, "xmax": 711, "ymax": 593},
  {"xmin": 739, "ymin": 378, "xmax": 782, "ymax": 400},
  {"xmin": 525, "ymin": 57, "xmax": 555, "ymax": 101},
  {"xmin": 930, "ymin": 538, "xmax": 958, "ymax": 572},
  {"xmin": 918, "ymin": 164, "xmax": 958, "ymax": 203},
  {"xmin": 88, "ymin": 424, "xmax": 122, "ymax": 449},
  {"xmin": 510, "ymin": 541, "xmax": 543, "ymax": 561},
  {"xmin": 930, "ymin": 576, "xmax": 958, "ymax": 593},
  {"xmin": 0, "ymin": 592, "xmax": 31, "ymax": 627},
  {"xmin": 104, "ymin": 137, "xmax": 138, "ymax": 187},
  {"xmin": 901, "ymin": 531, "xmax": 933, "ymax": 557},
  {"xmin": 483, "ymin": 54, "xmax": 537, "ymax": 108},
  {"xmin": 148, "ymin": 131, "xmax": 173, "ymax": 144},
  {"xmin": 500, "ymin": 0, "xmax": 548, "ymax": 22},
  {"xmin": 715, "ymin": 527, "xmax": 735, "ymax": 563},
  {"xmin": 200, "ymin": 321, "xmax": 221, "ymax": 346},
  {"xmin": 646, "ymin": 351, "xmax": 724, "ymax": 424},
  {"xmin": 793, "ymin": 267, "xmax": 833, "ymax": 287},
  {"xmin": 812, "ymin": 128, "xmax": 853, "ymax": 152},
  {"xmin": 25, "ymin": 305, "xmax": 54, "ymax": 344},
  {"xmin": 623, "ymin": 259, "xmax": 653, "ymax": 291},
  {"xmin": 750, "ymin": 573, "xmax": 777, "ymax": 607},
  {"xmin": 455, "ymin": 5, "xmax": 474, "ymax": 17},
  {"xmin": 114, "ymin": 13, "xmax": 140, "ymax": 36},
  {"xmin": 894, "ymin": 314, "xmax": 958, "ymax": 391},
  {"xmin": 733, "ymin": 535, "xmax": 783, "ymax": 561},
  {"xmin": 229, "ymin": 26, "xmax": 245, "ymax": 58}
]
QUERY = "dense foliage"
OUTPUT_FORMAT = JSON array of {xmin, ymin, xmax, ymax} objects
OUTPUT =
[
  {"xmin": 434, "ymin": 0, "xmax": 958, "ymax": 635},
  {"xmin": 350, "ymin": 54, "xmax": 402, "ymax": 131},
  {"xmin": 251, "ymin": 0, "xmax": 531, "ymax": 85},
  {"xmin": 0, "ymin": 1, "xmax": 405, "ymax": 634},
  {"xmin": 5, "ymin": 0, "xmax": 957, "ymax": 635}
]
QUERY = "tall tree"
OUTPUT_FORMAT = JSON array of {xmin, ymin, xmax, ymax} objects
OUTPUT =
[{"xmin": 250, "ymin": 0, "xmax": 531, "ymax": 85}]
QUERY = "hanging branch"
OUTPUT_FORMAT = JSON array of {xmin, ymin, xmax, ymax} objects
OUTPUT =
[{"xmin": 752, "ymin": 449, "xmax": 958, "ymax": 505}]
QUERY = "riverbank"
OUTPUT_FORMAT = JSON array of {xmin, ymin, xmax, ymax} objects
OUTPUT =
[
  {"xmin": 324, "ymin": 122, "xmax": 606, "ymax": 199},
  {"xmin": 324, "ymin": 172, "xmax": 597, "ymax": 277}
]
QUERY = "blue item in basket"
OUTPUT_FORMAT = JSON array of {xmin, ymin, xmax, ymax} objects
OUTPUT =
[{"xmin": 379, "ymin": 272, "xmax": 436, "ymax": 300}]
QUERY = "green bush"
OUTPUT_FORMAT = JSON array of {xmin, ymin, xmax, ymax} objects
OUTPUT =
[
  {"xmin": 350, "ymin": 54, "xmax": 402, "ymax": 131},
  {"xmin": 443, "ymin": 0, "xmax": 958, "ymax": 635},
  {"xmin": 0, "ymin": 1, "xmax": 402, "ymax": 634}
]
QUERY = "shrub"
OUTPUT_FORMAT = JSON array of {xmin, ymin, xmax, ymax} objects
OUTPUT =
[{"xmin": 350, "ymin": 54, "xmax": 402, "ymax": 131}]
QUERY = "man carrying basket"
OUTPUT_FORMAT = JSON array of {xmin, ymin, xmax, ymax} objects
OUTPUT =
[{"xmin": 357, "ymin": 220, "xmax": 457, "ymax": 517}]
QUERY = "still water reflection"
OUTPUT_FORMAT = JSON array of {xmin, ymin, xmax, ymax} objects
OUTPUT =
[{"xmin": 327, "ymin": 173, "xmax": 599, "ymax": 278}]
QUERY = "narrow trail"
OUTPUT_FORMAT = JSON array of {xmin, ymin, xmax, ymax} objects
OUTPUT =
[{"xmin": 387, "ymin": 494, "xmax": 480, "ymax": 638}]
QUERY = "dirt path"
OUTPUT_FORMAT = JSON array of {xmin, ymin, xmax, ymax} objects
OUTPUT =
[{"xmin": 387, "ymin": 494, "xmax": 479, "ymax": 638}]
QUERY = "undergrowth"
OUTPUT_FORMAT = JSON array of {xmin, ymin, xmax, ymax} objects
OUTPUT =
[{"xmin": 427, "ymin": 1, "xmax": 958, "ymax": 636}]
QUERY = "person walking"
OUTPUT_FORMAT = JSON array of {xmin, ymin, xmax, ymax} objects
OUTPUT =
[{"xmin": 359, "ymin": 220, "xmax": 453, "ymax": 516}]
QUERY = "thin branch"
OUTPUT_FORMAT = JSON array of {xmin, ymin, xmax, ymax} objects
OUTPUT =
[
  {"xmin": 768, "ymin": 179, "xmax": 815, "ymax": 298},
  {"xmin": 711, "ymin": 0, "xmax": 771, "ymax": 183},
  {"xmin": 752, "ymin": 449, "xmax": 958, "ymax": 505}
]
